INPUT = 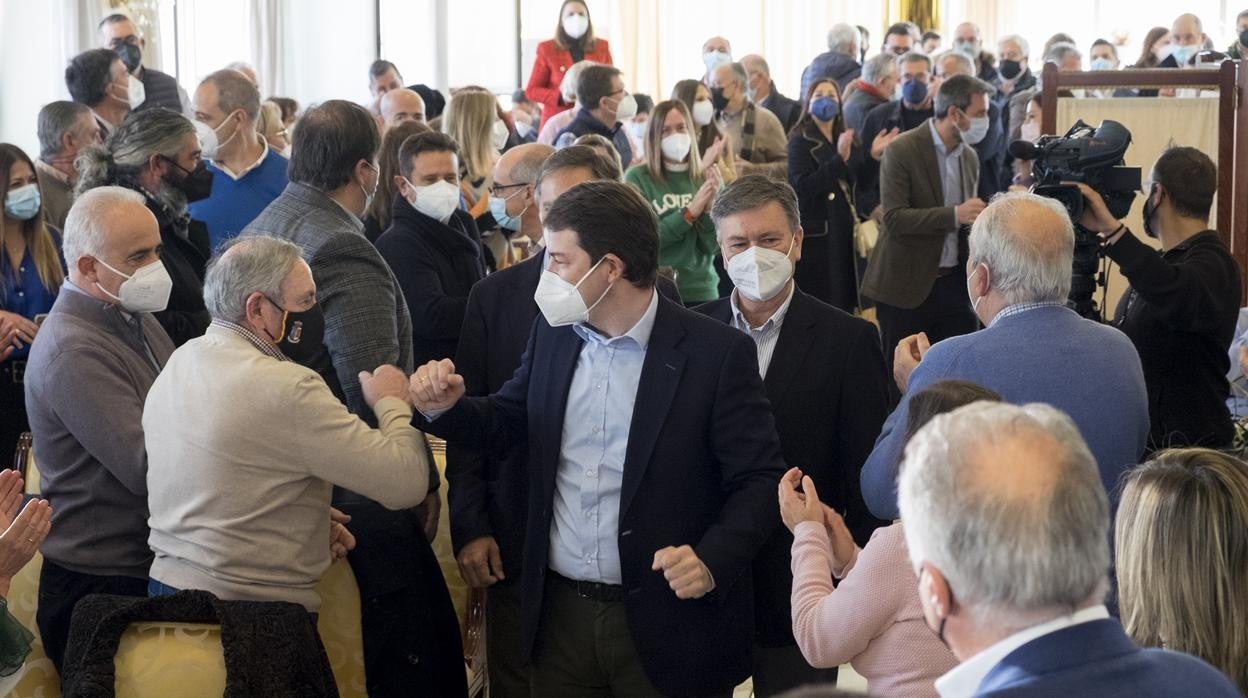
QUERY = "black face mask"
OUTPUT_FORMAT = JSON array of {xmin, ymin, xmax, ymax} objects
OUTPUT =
[
  {"xmin": 266, "ymin": 298, "xmax": 325, "ymax": 364},
  {"xmin": 1240, "ymin": 28, "xmax": 1248, "ymax": 48},
  {"xmin": 116, "ymin": 41, "xmax": 142, "ymax": 73},
  {"xmin": 163, "ymin": 157, "xmax": 215, "ymax": 203},
  {"xmin": 1142, "ymin": 185, "xmax": 1161, "ymax": 239},
  {"xmin": 710, "ymin": 87, "xmax": 729, "ymax": 113},
  {"xmin": 999, "ymin": 59, "xmax": 1023, "ymax": 80}
]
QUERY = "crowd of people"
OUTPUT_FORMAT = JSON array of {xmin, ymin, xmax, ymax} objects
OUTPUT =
[{"xmin": 1, "ymin": 1, "xmax": 1247, "ymax": 696}]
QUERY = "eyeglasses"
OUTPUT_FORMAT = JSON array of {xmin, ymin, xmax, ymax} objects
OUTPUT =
[{"xmin": 490, "ymin": 182, "xmax": 530, "ymax": 197}]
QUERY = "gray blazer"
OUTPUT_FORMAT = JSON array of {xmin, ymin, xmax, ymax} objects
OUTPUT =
[
  {"xmin": 861, "ymin": 120, "xmax": 979, "ymax": 309},
  {"xmin": 243, "ymin": 182, "xmax": 413, "ymax": 423}
]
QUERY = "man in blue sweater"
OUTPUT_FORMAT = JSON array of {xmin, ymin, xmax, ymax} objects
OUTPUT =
[
  {"xmin": 862, "ymin": 192, "xmax": 1149, "ymax": 520},
  {"xmin": 188, "ymin": 69, "xmax": 288, "ymax": 250}
]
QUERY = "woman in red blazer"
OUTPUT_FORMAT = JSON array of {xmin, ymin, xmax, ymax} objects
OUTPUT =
[{"xmin": 525, "ymin": 0, "xmax": 613, "ymax": 129}]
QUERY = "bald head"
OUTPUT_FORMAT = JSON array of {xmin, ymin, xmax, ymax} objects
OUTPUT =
[
  {"xmin": 968, "ymin": 192, "xmax": 1074, "ymax": 307},
  {"xmin": 1171, "ymin": 13, "xmax": 1205, "ymax": 47},
  {"xmin": 380, "ymin": 88, "xmax": 426, "ymax": 131},
  {"xmin": 495, "ymin": 142, "xmax": 555, "ymax": 186},
  {"xmin": 739, "ymin": 54, "xmax": 768, "ymax": 77},
  {"xmin": 702, "ymin": 36, "xmax": 731, "ymax": 55},
  {"xmin": 899, "ymin": 401, "xmax": 1109, "ymax": 618},
  {"xmin": 492, "ymin": 143, "xmax": 554, "ymax": 241}
]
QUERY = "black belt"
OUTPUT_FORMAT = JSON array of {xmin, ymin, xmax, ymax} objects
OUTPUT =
[
  {"xmin": 0, "ymin": 360, "xmax": 25, "ymax": 385},
  {"xmin": 549, "ymin": 570, "xmax": 626, "ymax": 602}
]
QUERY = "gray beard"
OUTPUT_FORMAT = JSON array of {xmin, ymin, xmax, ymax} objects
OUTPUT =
[{"xmin": 153, "ymin": 181, "xmax": 188, "ymax": 218}]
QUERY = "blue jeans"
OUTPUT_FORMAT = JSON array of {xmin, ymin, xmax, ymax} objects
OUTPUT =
[{"xmin": 147, "ymin": 579, "xmax": 181, "ymax": 598}]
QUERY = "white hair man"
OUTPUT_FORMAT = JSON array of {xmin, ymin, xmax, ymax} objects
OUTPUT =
[
  {"xmin": 861, "ymin": 192, "xmax": 1150, "ymax": 520},
  {"xmin": 800, "ymin": 22, "xmax": 863, "ymax": 98},
  {"xmin": 899, "ymin": 401, "xmax": 1240, "ymax": 696},
  {"xmin": 143, "ymin": 235, "xmax": 430, "ymax": 610},
  {"xmin": 844, "ymin": 52, "xmax": 900, "ymax": 133},
  {"xmin": 23, "ymin": 186, "xmax": 175, "ymax": 671}
]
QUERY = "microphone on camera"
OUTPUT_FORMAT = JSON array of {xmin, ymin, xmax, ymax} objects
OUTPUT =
[{"xmin": 1008, "ymin": 139, "xmax": 1039, "ymax": 160}]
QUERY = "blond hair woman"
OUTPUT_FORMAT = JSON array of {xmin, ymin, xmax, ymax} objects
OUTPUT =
[
  {"xmin": 441, "ymin": 89, "xmax": 503, "ymax": 220},
  {"xmin": 1116, "ymin": 448, "xmax": 1248, "ymax": 692}
]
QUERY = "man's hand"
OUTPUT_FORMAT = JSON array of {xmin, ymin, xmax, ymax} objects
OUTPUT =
[
  {"xmin": 955, "ymin": 197, "xmax": 987, "ymax": 225},
  {"xmin": 893, "ymin": 332, "xmax": 931, "ymax": 394},
  {"xmin": 870, "ymin": 127, "xmax": 901, "ymax": 160},
  {"xmin": 652, "ymin": 545, "xmax": 715, "ymax": 600},
  {"xmin": 416, "ymin": 490, "xmax": 440, "ymax": 542},
  {"xmin": 1065, "ymin": 182, "xmax": 1121, "ymax": 235},
  {"xmin": 329, "ymin": 507, "xmax": 356, "ymax": 561},
  {"xmin": 410, "ymin": 359, "xmax": 466, "ymax": 414},
  {"xmin": 820, "ymin": 504, "xmax": 856, "ymax": 571},
  {"xmin": 837, "ymin": 128, "xmax": 856, "ymax": 162},
  {"xmin": 359, "ymin": 364, "xmax": 412, "ymax": 410},
  {"xmin": 778, "ymin": 467, "xmax": 823, "ymax": 533},
  {"xmin": 456, "ymin": 535, "xmax": 505, "ymax": 588}
]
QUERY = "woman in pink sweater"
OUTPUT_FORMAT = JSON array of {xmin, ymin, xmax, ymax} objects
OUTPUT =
[{"xmin": 780, "ymin": 380, "xmax": 1000, "ymax": 696}]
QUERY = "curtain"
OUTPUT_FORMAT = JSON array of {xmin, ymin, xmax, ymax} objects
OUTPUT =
[{"xmin": 250, "ymin": 0, "xmax": 282, "ymax": 97}]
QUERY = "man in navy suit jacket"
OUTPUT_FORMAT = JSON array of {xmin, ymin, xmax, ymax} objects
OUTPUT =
[
  {"xmin": 899, "ymin": 401, "xmax": 1238, "ymax": 697},
  {"xmin": 418, "ymin": 180, "xmax": 784, "ymax": 697},
  {"xmin": 448, "ymin": 144, "xmax": 679, "ymax": 696}
]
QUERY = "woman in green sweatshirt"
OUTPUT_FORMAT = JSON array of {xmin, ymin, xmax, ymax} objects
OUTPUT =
[{"xmin": 624, "ymin": 100, "xmax": 722, "ymax": 304}]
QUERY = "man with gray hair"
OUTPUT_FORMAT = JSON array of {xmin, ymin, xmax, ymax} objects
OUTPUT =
[
  {"xmin": 843, "ymin": 53, "xmax": 899, "ymax": 133},
  {"xmin": 188, "ymin": 68, "xmax": 290, "ymax": 248},
  {"xmin": 862, "ymin": 74, "xmax": 993, "ymax": 389},
  {"xmin": 24, "ymin": 186, "xmax": 175, "ymax": 671},
  {"xmin": 899, "ymin": 401, "xmax": 1239, "ymax": 696},
  {"xmin": 861, "ymin": 192, "xmax": 1149, "ymax": 520},
  {"xmin": 712, "ymin": 61, "xmax": 788, "ymax": 178},
  {"xmin": 35, "ymin": 101, "xmax": 101, "ymax": 230},
  {"xmin": 741, "ymin": 54, "xmax": 802, "ymax": 133},
  {"xmin": 143, "ymin": 235, "xmax": 430, "ymax": 611},
  {"xmin": 696, "ymin": 174, "xmax": 890, "ymax": 695},
  {"xmin": 801, "ymin": 22, "xmax": 863, "ymax": 97}
]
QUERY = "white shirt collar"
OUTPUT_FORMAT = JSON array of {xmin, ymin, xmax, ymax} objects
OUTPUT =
[
  {"xmin": 929, "ymin": 118, "xmax": 964, "ymax": 158},
  {"xmin": 213, "ymin": 136, "xmax": 271, "ymax": 181},
  {"xmin": 729, "ymin": 282, "xmax": 795, "ymax": 332},
  {"xmin": 935, "ymin": 605, "xmax": 1110, "ymax": 698}
]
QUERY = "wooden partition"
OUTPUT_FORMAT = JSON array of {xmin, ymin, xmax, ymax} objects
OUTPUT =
[{"xmin": 1040, "ymin": 61, "xmax": 1248, "ymax": 303}]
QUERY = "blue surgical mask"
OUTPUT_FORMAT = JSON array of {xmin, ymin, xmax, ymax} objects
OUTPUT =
[
  {"xmin": 902, "ymin": 79, "xmax": 928, "ymax": 105},
  {"xmin": 1171, "ymin": 44, "xmax": 1198, "ymax": 65},
  {"xmin": 4, "ymin": 183, "xmax": 40, "ymax": 221},
  {"xmin": 1090, "ymin": 57, "xmax": 1115, "ymax": 71},
  {"xmin": 810, "ymin": 97, "xmax": 841, "ymax": 123},
  {"xmin": 488, "ymin": 188, "xmax": 527, "ymax": 232}
]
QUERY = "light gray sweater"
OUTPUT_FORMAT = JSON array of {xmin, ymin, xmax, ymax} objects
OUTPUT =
[
  {"xmin": 24, "ymin": 284, "xmax": 175, "ymax": 578},
  {"xmin": 143, "ymin": 324, "xmax": 430, "ymax": 610}
]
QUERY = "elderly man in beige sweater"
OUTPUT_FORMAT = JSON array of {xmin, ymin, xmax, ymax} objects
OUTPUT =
[{"xmin": 142, "ymin": 235, "xmax": 431, "ymax": 611}]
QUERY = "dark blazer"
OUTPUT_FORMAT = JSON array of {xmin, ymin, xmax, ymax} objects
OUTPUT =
[
  {"xmin": 376, "ymin": 199, "xmax": 486, "ymax": 367},
  {"xmin": 130, "ymin": 187, "xmax": 210, "ymax": 347},
  {"xmin": 696, "ymin": 287, "xmax": 890, "ymax": 647},
  {"xmin": 555, "ymin": 108, "xmax": 632, "ymax": 167},
  {"xmin": 843, "ymin": 85, "xmax": 888, "ymax": 134},
  {"xmin": 976, "ymin": 618, "xmax": 1239, "ymax": 697},
  {"xmin": 425, "ymin": 294, "xmax": 784, "ymax": 697},
  {"xmin": 761, "ymin": 84, "xmax": 802, "ymax": 134},
  {"xmin": 448, "ymin": 254, "xmax": 681, "ymax": 578},
  {"xmin": 787, "ymin": 122, "xmax": 861, "ymax": 312},
  {"xmin": 861, "ymin": 119, "xmax": 978, "ymax": 309},
  {"xmin": 134, "ymin": 66, "xmax": 186, "ymax": 115}
]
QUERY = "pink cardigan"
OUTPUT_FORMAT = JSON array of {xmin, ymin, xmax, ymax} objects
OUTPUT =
[{"xmin": 790, "ymin": 521, "xmax": 958, "ymax": 697}]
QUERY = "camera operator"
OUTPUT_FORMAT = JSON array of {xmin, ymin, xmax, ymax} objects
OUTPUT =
[{"xmin": 1071, "ymin": 146, "xmax": 1241, "ymax": 451}]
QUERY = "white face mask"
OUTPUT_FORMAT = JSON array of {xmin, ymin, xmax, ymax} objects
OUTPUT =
[
  {"xmin": 691, "ymin": 99, "xmax": 715, "ymax": 127},
  {"xmin": 660, "ymin": 132, "xmax": 692, "ymax": 162},
  {"xmin": 967, "ymin": 265, "xmax": 988, "ymax": 315},
  {"xmin": 562, "ymin": 13, "xmax": 589, "ymax": 40},
  {"xmin": 613, "ymin": 94, "xmax": 638, "ymax": 123},
  {"xmin": 958, "ymin": 112, "xmax": 990, "ymax": 145},
  {"xmin": 515, "ymin": 118, "xmax": 534, "ymax": 139},
  {"xmin": 126, "ymin": 74, "xmax": 146, "ymax": 110},
  {"xmin": 491, "ymin": 120, "xmax": 510, "ymax": 151},
  {"xmin": 727, "ymin": 238, "xmax": 795, "ymax": 302},
  {"xmin": 627, "ymin": 120, "xmax": 649, "ymax": 141},
  {"xmin": 533, "ymin": 256, "xmax": 612, "ymax": 327},
  {"xmin": 194, "ymin": 110, "xmax": 241, "ymax": 160},
  {"xmin": 407, "ymin": 178, "xmax": 460, "ymax": 223},
  {"xmin": 94, "ymin": 257, "xmax": 173, "ymax": 313},
  {"xmin": 1019, "ymin": 121, "xmax": 1040, "ymax": 143}
]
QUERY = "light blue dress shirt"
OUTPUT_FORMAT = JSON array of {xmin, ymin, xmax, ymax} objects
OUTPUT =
[
  {"xmin": 928, "ymin": 118, "xmax": 965, "ymax": 269},
  {"xmin": 548, "ymin": 290, "xmax": 659, "ymax": 584}
]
